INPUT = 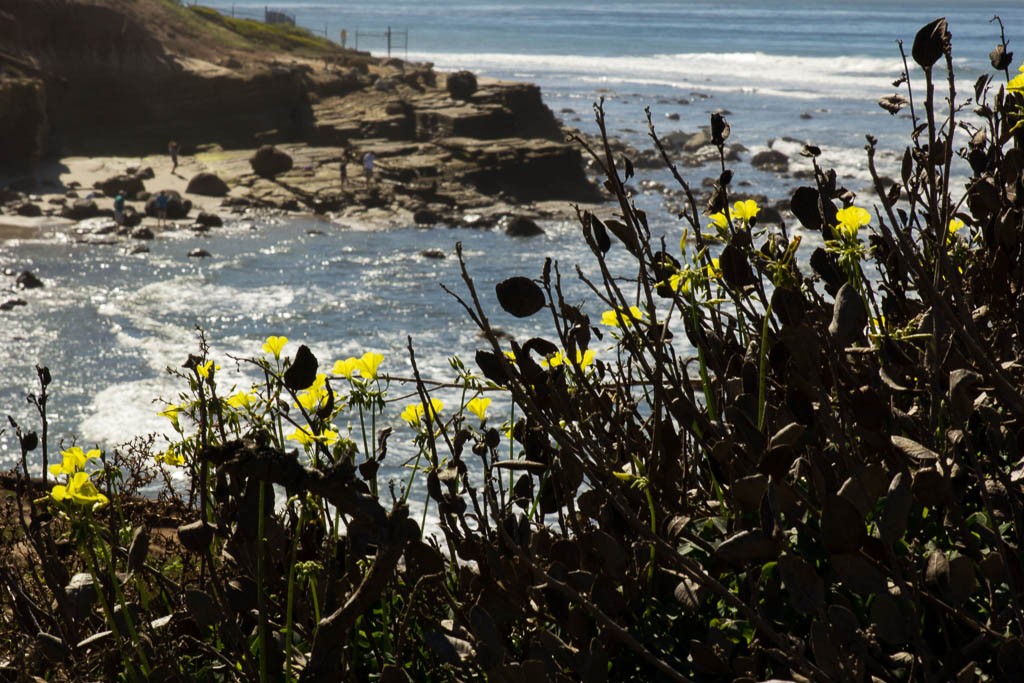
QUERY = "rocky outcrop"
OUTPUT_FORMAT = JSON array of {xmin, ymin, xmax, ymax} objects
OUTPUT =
[{"xmin": 0, "ymin": 78, "xmax": 48, "ymax": 170}]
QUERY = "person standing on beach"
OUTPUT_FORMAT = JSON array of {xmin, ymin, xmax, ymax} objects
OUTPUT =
[
  {"xmin": 156, "ymin": 191, "xmax": 169, "ymax": 227},
  {"xmin": 169, "ymin": 141, "xmax": 179, "ymax": 174},
  {"xmin": 362, "ymin": 150, "xmax": 375, "ymax": 186},
  {"xmin": 340, "ymin": 149, "xmax": 350, "ymax": 187},
  {"xmin": 113, "ymin": 190, "xmax": 125, "ymax": 228}
]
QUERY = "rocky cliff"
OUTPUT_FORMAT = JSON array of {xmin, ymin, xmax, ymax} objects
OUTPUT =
[{"xmin": 0, "ymin": 0, "xmax": 600, "ymax": 209}]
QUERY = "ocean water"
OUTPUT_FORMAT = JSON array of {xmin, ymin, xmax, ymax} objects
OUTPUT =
[{"xmin": 3, "ymin": 1, "xmax": 1023, "ymax": 482}]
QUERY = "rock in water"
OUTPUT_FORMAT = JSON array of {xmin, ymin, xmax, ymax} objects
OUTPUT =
[
  {"xmin": 447, "ymin": 70, "xmax": 478, "ymax": 100},
  {"xmin": 250, "ymin": 145, "xmax": 293, "ymax": 178},
  {"xmin": 195, "ymin": 211, "xmax": 223, "ymax": 227},
  {"xmin": 188, "ymin": 248, "xmax": 211, "ymax": 259},
  {"xmin": 504, "ymin": 215, "xmax": 544, "ymax": 237},
  {"xmin": 751, "ymin": 149, "xmax": 789, "ymax": 173},
  {"xmin": 15, "ymin": 270, "xmax": 43, "ymax": 289},
  {"xmin": 186, "ymin": 172, "xmax": 230, "ymax": 197}
]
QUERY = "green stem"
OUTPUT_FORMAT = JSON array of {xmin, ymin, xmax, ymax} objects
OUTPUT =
[
  {"xmin": 257, "ymin": 482, "xmax": 269, "ymax": 683},
  {"xmin": 283, "ymin": 501, "xmax": 307, "ymax": 682},
  {"xmin": 756, "ymin": 302, "xmax": 773, "ymax": 431}
]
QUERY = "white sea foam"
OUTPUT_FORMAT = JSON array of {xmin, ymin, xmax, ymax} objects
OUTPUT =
[{"xmin": 408, "ymin": 50, "xmax": 902, "ymax": 101}]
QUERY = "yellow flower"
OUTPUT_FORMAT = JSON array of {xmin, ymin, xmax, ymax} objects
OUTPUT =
[
  {"xmin": 401, "ymin": 398, "xmax": 443, "ymax": 427},
  {"xmin": 196, "ymin": 360, "xmax": 219, "ymax": 379},
  {"xmin": 1009, "ymin": 65, "xmax": 1024, "ymax": 93},
  {"xmin": 466, "ymin": 397, "xmax": 491, "ymax": 421},
  {"xmin": 600, "ymin": 306, "xmax": 644, "ymax": 328},
  {"xmin": 332, "ymin": 357, "xmax": 359, "ymax": 379},
  {"xmin": 732, "ymin": 199, "xmax": 760, "ymax": 223},
  {"xmin": 227, "ymin": 391, "xmax": 256, "ymax": 410},
  {"xmin": 503, "ymin": 350, "xmax": 517, "ymax": 363},
  {"xmin": 835, "ymin": 206, "xmax": 871, "ymax": 238},
  {"xmin": 262, "ymin": 335, "xmax": 288, "ymax": 359},
  {"xmin": 541, "ymin": 349, "xmax": 595, "ymax": 369},
  {"xmin": 705, "ymin": 257, "xmax": 722, "ymax": 279},
  {"xmin": 49, "ymin": 446, "xmax": 100, "ymax": 477},
  {"xmin": 296, "ymin": 390, "xmax": 322, "ymax": 412},
  {"xmin": 708, "ymin": 212, "xmax": 728, "ymax": 230},
  {"xmin": 158, "ymin": 404, "xmax": 182, "ymax": 429},
  {"xmin": 287, "ymin": 426, "xmax": 339, "ymax": 447},
  {"xmin": 355, "ymin": 351, "xmax": 384, "ymax": 379},
  {"xmin": 50, "ymin": 471, "xmax": 109, "ymax": 509},
  {"xmin": 154, "ymin": 445, "xmax": 185, "ymax": 467}
]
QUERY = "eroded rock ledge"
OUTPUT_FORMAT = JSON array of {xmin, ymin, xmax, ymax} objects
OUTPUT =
[{"xmin": 0, "ymin": 0, "xmax": 602, "ymax": 225}]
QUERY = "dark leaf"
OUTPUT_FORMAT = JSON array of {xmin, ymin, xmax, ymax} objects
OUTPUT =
[
  {"xmin": 588, "ymin": 214, "xmax": 611, "ymax": 254},
  {"xmin": 990, "ymin": 44, "xmax": 1013, "ymax": 71},
  {"xmin": 871, "ymin": 593, "xmax": 914, "ymax": 644},
  {"xmin": 890, "ymin": 435, "xmax": 938, "ymax": 461},
  {"xmin": 673, "ymin": 577, "xmax": 704, "ymax": 611},
  {"xmin": 779, "ymin": 555, "xmax": 824, "ymax": 615},
  {"xmin": 604, "ymin": 219, "xmax": 641, "ymax": 256},
  {"xmin": 495, "ymin": 277, "xmax": 545, "ymax": 318},
  {"xmin": 790, "ymin": 186, "xmax": 837, "ymax": 233},
  {"xmin": 522, "ymin": 337, "xmax": 559, "ymax": 359},
  {"xmin": 710, "ymin": 112, "xmax": 730, "ymax": 145},
  {"xmin": 715, "ymin": 529, "xmax": 780, "ymax": 565},
  {"xmin": 719, "ymin": 243, "xmax": 756, "ymax": 290},
  {"xmin": 947, "ymin": 556, "xmax": 977, "ymax": 605},
  {"xmin": 880, "ymin": 472, "xmax": 912, "ymax": 546},
  {"xmin": 475, "ymin": 349, "xmax": 509, "ymax": 387},
  {"xmin": 771, "ymin": 286, "xmax": 806, "ymax": 326},
  {"xmin": 127, "ymin": 526, "xmax": 149, "ymax": 574},
  {"xmin": 623, "ymin": 156, "xmax": 634, "ymax": 180},
  {"xmin": 821, "ymin": 495, "xmax": 865, "ymax": 554},
  {"xmin": 283, "ymin": 344, "xmax": 318, "ymax": 391},
  {"xmin": 912, "ymin": 17, "xmax": 949, "ymax": 69},
  {"xmin": 878, "ymin": 94, "xmax": 909, "ymax": 115},
  {"xmin": 828, "ymin": 283, "xmax": 867, "ymax": 347}
]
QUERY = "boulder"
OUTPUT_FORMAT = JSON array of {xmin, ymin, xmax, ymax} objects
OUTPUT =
[
  {"xmin": 0, "ymin": 298, "xmax": 27, "ymax": 311},
  {"xmin": 144, "ymin": 190, "xmax": 192, "ymax": 219},
  {"xmin": 420, "ymin": 248, "xmax": 446, "ymax": 259},
  {"xmin": 504, "ymin": 215, "xmax": 544, "ymax": 237},
  {"xmin": 250, "ymin": 145, "xmax": 293, "ymax": 178},
  {"xmin": 130, "ymin": 227, "xmax": 154, "ymax": 240},
  {"xmin": 447, "ymin": 70, "xmax": 478, "ymax": 100},
  {"xmin": 751, "ymin": 149, "xmax": 789, "ymax": 173},
  {"xmin": 122, "ymin": 207, "xmax": 143, "ymax": 228},
  {"xmin": 195, "ymin": 211, "xmax": 223, "ymax": 228},
  {"xmin": 95, "ymin": 174, "xmax": 145, "ymax": 198},
  {"xmin": 62, "ymin": 198, "xmax": 99, "ymax": 220},
  {"xmin": 15, "ymin": 202, "xmax": 41, "ymax": 217},
  {"xmin": 188, "ymin": 248, "xmax": 212, "ymax": 259},
  {"xmin": 136, "ymin": 166, "xmax": 155, "ymax": 180},
  {"xmin": 413, "ymin": 207, "xmax": 441, "ymax": 225},
  {"xmin": 186, "ymin": 172, "xmax": 230, "ymax": 197}
]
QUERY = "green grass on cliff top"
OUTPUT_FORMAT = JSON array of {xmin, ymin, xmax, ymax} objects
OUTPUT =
[{"xmin": 186, "ymin": 5, "xmax": 343, "ymax": 56}]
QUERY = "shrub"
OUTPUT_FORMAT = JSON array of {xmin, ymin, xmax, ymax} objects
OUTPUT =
[{"xmin": 3, "ymin": 16, "xmax": 1024, "ymax": 682}]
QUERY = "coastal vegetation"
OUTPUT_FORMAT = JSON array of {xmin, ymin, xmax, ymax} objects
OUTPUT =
[{"xmin": 3, "ymin": 15, "xmax": 1024, "ymax": 683}]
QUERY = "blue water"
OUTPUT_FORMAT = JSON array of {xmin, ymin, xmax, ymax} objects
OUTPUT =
[{"xmin": 3, "ymin": 1, "xmax": 1024, "ymax": 476}]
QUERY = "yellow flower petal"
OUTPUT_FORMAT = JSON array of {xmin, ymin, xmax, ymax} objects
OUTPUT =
[
  {"xmin": 262, "ymin": 335, "xmax": 288, "ymax": 359},
  {"xmin": 332, "ymin": 357, "xmax": 359, "ymax": 379},
  {"xmin": 600, "ymin": 306, "xmax": 644, "ymax": 328},
  {"xmin": 835, "ymin": 206, "xmax": 871, "ymax": 238},
  {"xmin": 356, "ymin": 351, "xmax": 385, "ymax": 379},
  {"xmin": 466, "ymin": 397, "xmax": 491, "ymax": 421},
  {"xmin": 732, "ymin": 199, "xmax": 760, "ymax": 223}
]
